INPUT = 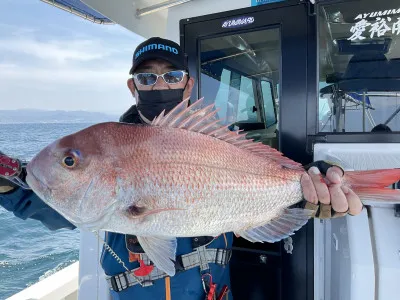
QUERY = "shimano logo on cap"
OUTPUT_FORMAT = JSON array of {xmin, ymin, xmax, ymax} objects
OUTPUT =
[{"xmin": 135, "ymin": 43, "xmax": 179, "ymax": 59}]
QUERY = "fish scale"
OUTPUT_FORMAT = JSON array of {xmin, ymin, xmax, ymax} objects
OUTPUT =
[{"xmin": 106, "ymin": 153, "xmax": 304, "ymax": 237}]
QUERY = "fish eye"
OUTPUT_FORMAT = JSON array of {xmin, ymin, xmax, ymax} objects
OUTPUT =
[
  {"xmin": 62, "ymin": 150, "xmax": 80, "ymax": 168},
  {"xmin": 63, "ymin": 156, "xmax": 75, "ymax": 167}
]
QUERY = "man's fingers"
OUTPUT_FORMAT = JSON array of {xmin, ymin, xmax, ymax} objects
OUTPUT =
[
  {"xmin": 342, "ymin": 186, "xmax": 363, "ymax": 215},
  {"xmin": 307, "ymin": 167, "xmax": 330, "ymax": 204},
  {"xmin": 300, "ymin": 173, "xmax": 318, "ymax": 204},
  {"xmin": 326, "ymin": 166, "xmax": 343, "ymax": 184},
  {"xmin": 303, "ymin": 164, "xmax": 363, "ymax": 217},
  {"xmin": 329, "ymin": 184, "xmax": 349, "ymax": 213}
]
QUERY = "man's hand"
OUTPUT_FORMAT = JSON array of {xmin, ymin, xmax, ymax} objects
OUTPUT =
[
  {"xmin": 0, "ymin": 177, "xmax": 18, "ymax": 193},
  {"xmin": 301, "ymin": 161, "xmax": 363, "ymax": 218}
]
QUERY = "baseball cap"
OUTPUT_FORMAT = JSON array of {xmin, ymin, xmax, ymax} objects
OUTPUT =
[{"xmin": 129, "ymin": 37, "xmax": 187, "ymax": 75}]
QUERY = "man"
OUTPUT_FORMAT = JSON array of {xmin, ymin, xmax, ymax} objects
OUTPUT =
[{"xmin": 0, "ymin": 37, "xmax": 362, "ymax": 300}]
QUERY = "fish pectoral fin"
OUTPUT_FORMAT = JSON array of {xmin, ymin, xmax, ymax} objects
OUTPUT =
[
  {"xmin": 235, "ymin": 208, "xmax": 314, "ymax": 243},
  {"xmin": 137, "ymin": 236, "xmax": 177, "ymax": 276}
]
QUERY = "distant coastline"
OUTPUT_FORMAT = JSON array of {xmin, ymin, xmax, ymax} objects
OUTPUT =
[{"xmin": 0, "ymin": 109, "xmax": 120, "ymax": 124}]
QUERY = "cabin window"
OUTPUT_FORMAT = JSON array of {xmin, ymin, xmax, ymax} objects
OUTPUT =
[
  {"xmin": 261, "ymin": 80, "xmax": 277, "ymax": 128},
  {"xmin": 318, "ymin": 0, "xmax": 400, "ymax": 133},
  {"xmin": 199, "ymin": 28, "xmax": 280, "ymax": 146}
]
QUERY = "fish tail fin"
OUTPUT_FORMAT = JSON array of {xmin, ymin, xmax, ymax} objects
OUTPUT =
[{"xmin": 344, "ymin": 169, "xmax": 400, "ymax": 202}]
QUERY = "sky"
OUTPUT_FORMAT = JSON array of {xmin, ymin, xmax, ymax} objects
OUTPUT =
[{"xmin": 0, "ymin": 0, "xmax": 145, "ymax": 114}]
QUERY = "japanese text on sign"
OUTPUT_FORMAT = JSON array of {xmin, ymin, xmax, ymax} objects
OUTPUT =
[{"xmin": 348, "ymin": 8, "xmax": 400, "ymax": 41}]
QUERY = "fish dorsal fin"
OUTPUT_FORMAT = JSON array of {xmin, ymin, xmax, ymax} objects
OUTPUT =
[{"xmin": 152, "ymin": 98, "xmax": 303, "ymax": 170}]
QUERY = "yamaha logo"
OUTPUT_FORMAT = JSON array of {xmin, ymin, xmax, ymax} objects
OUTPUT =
[{"xmin": 222, "ymin": 16, "xmax": 255, "ymax": 29}]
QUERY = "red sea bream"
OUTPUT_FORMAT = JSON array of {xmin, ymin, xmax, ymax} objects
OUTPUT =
[{"xmin": 26, "ymin": 98, "xmax": 400, "ymax": 276}]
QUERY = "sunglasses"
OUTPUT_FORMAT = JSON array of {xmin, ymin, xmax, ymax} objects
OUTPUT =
[{"xmin": 133, "ymin": 70, "xmax": 188, "ymax": 86}]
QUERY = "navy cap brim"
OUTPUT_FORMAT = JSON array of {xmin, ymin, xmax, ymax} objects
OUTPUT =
[{"xmin": 129, "ymin": 53, "xmax": 186, "ymax": 75}]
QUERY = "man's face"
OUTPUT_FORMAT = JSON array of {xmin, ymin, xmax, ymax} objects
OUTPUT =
[{"xmin": 127, "ymin": 59, "xmax": 194, "ymax": 103}]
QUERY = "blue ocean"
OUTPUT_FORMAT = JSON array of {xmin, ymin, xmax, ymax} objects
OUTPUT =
[{"xmin": 0, "ymin": 123, "xmax": 95, "ymax": 299}]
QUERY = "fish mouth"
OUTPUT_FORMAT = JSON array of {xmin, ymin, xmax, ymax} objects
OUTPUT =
[
  {"xmin": 26, "ymin": 170, "xmax": 79, "ymax": 225},
  {"xmin": 26, "ymin": 168, "xmax": 52, "ymax": 200},
  {"xmin": 27, "ymin": 167, "xmax": 119, "ymax": 230},
  {"xmin": 26, "ymin": 168, "xmax": 109, "ymax": 228},
  {"xmin": 26, "ymin": 170, "xmax": 75, "ymax": 222}
]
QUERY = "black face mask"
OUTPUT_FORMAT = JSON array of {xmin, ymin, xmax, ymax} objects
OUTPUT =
[{"xmin": 136, "ymin": 89, "xmax": 184, "ymax": 122}]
